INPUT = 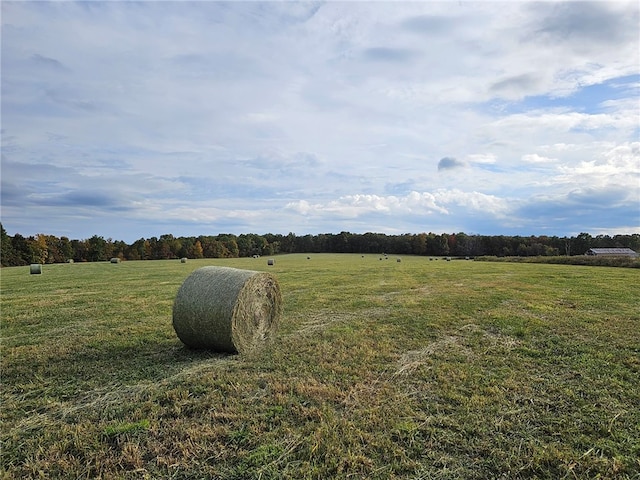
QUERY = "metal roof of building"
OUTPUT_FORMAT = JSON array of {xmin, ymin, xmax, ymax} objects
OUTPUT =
[{"xmin": 586, "ymin": 248, "xmax": 638, "ymax": 255}]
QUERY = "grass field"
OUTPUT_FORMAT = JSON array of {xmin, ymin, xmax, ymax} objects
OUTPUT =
[{"xmin": 1, "ymin": 254, "xmax": 639, "ymax": 479}]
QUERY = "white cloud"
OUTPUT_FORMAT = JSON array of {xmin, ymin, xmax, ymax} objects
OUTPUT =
[
  {"xmin": 286, "ymin": 190, "xmax": 509, "ymax": 220},
  {"xmin": 555, "ymin": 142, "xmax": 640, "ymax": 190},
  {"xmin": 468, "ymin": 153, "xmax": 497, "ymax": 165},
  {"xmin": 522, "ymin": 154, "xmax": 555, "ymax": 164}
]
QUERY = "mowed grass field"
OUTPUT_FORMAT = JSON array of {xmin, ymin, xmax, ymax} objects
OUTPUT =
[{"xmin": 1, "ymin": 254, "xmax": 639, "ymax": 479}]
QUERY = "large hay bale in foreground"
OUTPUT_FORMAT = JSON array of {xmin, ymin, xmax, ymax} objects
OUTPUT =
[
  {"xmin": 172, "ymin": 266, "xmax": 282, "ymax": 353},
  {"xmin": 30, "ymin": 264, "xmax": 42, "ymax": 275}
]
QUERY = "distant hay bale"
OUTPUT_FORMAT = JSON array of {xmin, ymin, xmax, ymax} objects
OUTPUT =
[
  {"xmin": 67, "ymin": 259, "xmax": 74, "ymax": 264},
  {"xmin": 181, "ymin": 257, "xmax": 188, "ymax": 263},
  {"xmin": 110, "ymin": 258, "xmax": 120, "ymax": 264},
  {"xmin": 267, "ymin": 259, "xmax": 275, "ymax": 266},
  {"xmin": 172, "ymin": 266, "xmax": 282, "ymax": 353},
  {"xmin": 30, "ymin": 264, "xmax": 42, "ymax": 275},
  {"xmin": 307, "ymin": 256, "xmax": 311, "ymax": 260},
  {"xmin": 397, "ymin": 258, "xmax": 401, "ymax": 262}
]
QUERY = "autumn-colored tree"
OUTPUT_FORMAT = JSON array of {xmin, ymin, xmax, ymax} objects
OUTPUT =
[
  {"xmin": 189, "ymin": 240, "xmax": 204, "ymax": 259},
  {"xmin": 31, "ymin": 235, "xmax": 49, "ymax": 264}
]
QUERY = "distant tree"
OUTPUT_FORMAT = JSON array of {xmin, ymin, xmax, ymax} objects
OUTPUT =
[
  {"xmin": 613, "ymin": 234, "xmax": 640, "ymax": 252},
  {"xmin": 436, "ymin": 233, "xmax": 450, "ymax": 256},
  {"xmin": 411, "ymin": 233, "xmax": 427, "ymax": 255},
  {"xmin": 158, "ymin": 234, "xmax": 180, "ymax": 259},
  {"xmin": 42, "ymin": 235, "xmax": 61, "ymax": 263},
  {"xmin": 9, "ymin": 234, "xmax": 32, "ymax": 265},
  {"xmin": 296, "ymin": 234, "xmax": 316, "ymax": 253},
  {"xmin": 217, "ymin": 235, "xmax": 239, "ymax": 257},
  {"xmin": 143, "ymin": 239, "xmax": 153, "ymax": 260},
  {"xmin": 545, "ymin": 245, "xmax": 560, "ymax": 256},
  {"xmin": 263, "ymin": 241, "xmax": 275, "ymax": 256},
  {"xmin": 236, "ymin": 234, "xmax": 253, "ymax": 257},
  {"xmin": 594, "ymin": 234, "xmax": 614, "ymax": 248},
  {"xmin": 87, "ymin": 235, "xmax": 108, "ymax": 262},
  {"xmin": 573, "ymin": 232, "xmax": 593, "ymax": 255},
  {"xmin": 58, "ymin": 236, "xmax": 73, "ymax": 262},
  {"xmin": 70, "ymin": 239, "xmax": 88, "ymax": 262},
  {"xmin": 112, "ymin": 240, "xmax": 127, "ymax": 260},
  {"xmin": 29, "ymin": 235, "xmax": 48, "ymax": 264},
  {"xmin": 126, "ymin": 238, "xmax": 147, "ymax": 260},
  {"xmin": 237, "ymin": 234, "xmax": 269, "ymax": 257},
  {"xmin": 189, "ymin": 240, "xmax": 204, "ymax": 259},
  {"xmin": 279, "ymin": 232, "xmax": 296, "ymax": 253},
  {"xmin": 1, "ymin": 224, "xmax": 19, "ymax": 266},
  {"xmin": 330, "ymin": 232, "xmax": 352, "ymax": 253}
]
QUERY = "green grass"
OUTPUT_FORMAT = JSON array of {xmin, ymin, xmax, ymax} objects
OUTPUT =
[{"xmin": 1, "ymin": 255, "xmax": 639, "ymax": 479}]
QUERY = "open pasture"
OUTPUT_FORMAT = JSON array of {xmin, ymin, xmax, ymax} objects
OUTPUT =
[{"xmin": 1, "ymin": 254, "xmax": 639, "ymax": 479}]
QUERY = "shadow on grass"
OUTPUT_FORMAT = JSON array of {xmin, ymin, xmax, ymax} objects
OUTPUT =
[{"xmin": 3, "ymin": 337, "xmax": 236, "ymax": 398}]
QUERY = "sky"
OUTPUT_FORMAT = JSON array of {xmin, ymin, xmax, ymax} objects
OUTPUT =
[{"xmin": 1, "ymin": 0, "xmax": 639, "ymax": 243}]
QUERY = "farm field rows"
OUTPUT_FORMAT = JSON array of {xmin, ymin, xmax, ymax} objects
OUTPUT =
[{"xmin": 1, "ymin": 254, "xmax": 639, "ymax": 479}]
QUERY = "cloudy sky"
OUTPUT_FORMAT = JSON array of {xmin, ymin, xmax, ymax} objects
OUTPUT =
[{"xmin": 2, "ymin": 1, "xmax": 639, "ymax": 242}]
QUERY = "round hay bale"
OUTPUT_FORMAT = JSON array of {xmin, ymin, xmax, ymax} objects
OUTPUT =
[
  {"xmin": 397, "ymin": 258, "xmax": 401, "ymax": 262},
  {"xmin": 67, "ymin": 259, "xmax": 74, "ymax": 264},
  {"xmin": 172, "ymin": 266, "xmax": 282, "ymax": 353},
  {"xmin": 110, "ymin": 257, "xmax": 120, "ymax": 264},
  {"xmin": 30, "ymin": 264, "xmax": 42, "ymax": 275},
  {"xmin": 181, "ymin": 257, "xmax": 188, "ymax": 263},
  {"xmin": 267, "ymin": 259, "xmax": 275, "ymax": 266}
]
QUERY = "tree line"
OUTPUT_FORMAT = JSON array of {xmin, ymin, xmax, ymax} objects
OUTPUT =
[{"xmin": 1, "ymin": 223, "xmax": 638, "ymax": 267}]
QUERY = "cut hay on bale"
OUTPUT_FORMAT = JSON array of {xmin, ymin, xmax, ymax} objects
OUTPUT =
[
  {"xmin": 110, "ymin": 258, "xmax": 120, "ymax": 264},
  {"xmin": 172, "ymin": 266, "xmax": 282, "ymax": 353},
  {"xmin": 181, "ymin": 257, "xmax": 188, "ymax": 263},
  {"xmin": 30, "ymin": 264, "xmax": 42, "ymax": 275},
  {"xmin": 267, "ymin": 259, "xmax": 275, "ymax": 266}
]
